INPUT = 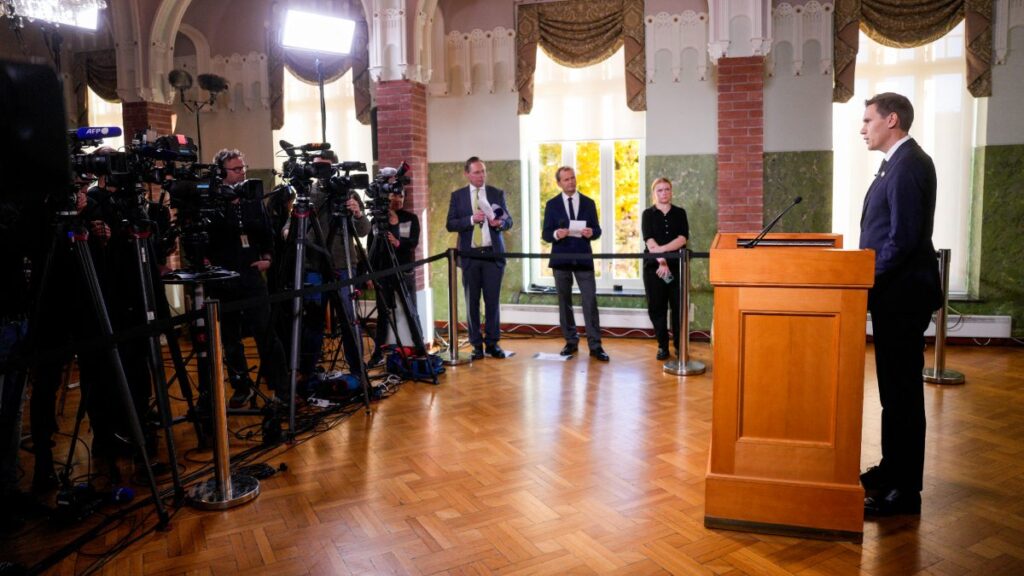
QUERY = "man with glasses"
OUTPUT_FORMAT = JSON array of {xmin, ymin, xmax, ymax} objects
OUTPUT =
[{"xmin": 206, "ymin": 149, "xmax": 288, "ymax": 407}]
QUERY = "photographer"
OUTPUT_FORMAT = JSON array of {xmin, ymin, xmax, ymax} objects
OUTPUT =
[
  {"xmin": 367, "ymin": 188, "xmax": 420, "ymax": 367},
  {"xmin": 28, "ymin": 173, "xmax": 135, "ymax": 488},
  {"xmin": 304, "ymin": 150, "xmax": 370, "ymax": 377},
  {"xmin": 205, "ymin": 149, "xmax": 288, "ymax": 407}
]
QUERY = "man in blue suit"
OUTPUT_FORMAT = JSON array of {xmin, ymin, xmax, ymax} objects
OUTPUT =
[
  {"xmin": 446, "ymin": 157, "xmax": 513, "ymax": 359},
  {"xmin": 858, "ymin": 92, "xmax": 943, "ymax": 517},
  {"xmin": 542, "ymin": 166, "xmax": 609, "ymax": 361}
]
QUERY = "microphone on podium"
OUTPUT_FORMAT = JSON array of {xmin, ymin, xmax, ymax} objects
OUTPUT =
[{"xmin": 743, "ymin": 196, "xmax": 803, "ymax": 248}]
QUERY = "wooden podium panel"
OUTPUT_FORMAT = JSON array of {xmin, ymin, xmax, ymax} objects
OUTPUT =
[{"xmin": 705, "ymin": 233, "xmax": 874, "ymax": 541}]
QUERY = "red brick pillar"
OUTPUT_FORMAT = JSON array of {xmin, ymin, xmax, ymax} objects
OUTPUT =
[
  {"xmin": 375, "ymin": 80, "xmax": 428, "ymax": 288},
  {"xmin": 716, "ymin": 56, "xmax": 765, "ymax": 233},
  {"xmin": 121, "ymin": 101, "xmax": 175, "ymax": 143}
]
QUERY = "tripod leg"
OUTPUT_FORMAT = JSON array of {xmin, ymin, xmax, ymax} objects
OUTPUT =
[
  {"xmin": 162, "ymin": 324, "xmax": 205, "ymax": 445},
  {"xmin": 73, "ymin": 239, "xmax": 169, "ymax": 526},
  {"xmin": 133, "ymin": 236, "xmax": 184, "ymax": 501}
]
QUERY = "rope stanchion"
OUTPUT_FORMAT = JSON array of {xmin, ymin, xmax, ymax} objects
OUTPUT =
[
  {"xmin": 444, "ymin": 248, "xmax": 472, "ymax": 366},
  {"xmin": 663, "ymin": 249, "xmax": 705, "ymax": 376},
  {"xmin": 924, "ymin": 249, "xmax": 965, "ymax": 385},
  {"xmin": 188, "ymin": 299, "xmax": 260, "ymax": 510}
]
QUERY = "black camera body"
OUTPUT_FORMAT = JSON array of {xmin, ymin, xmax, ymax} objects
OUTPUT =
[{"xmin": 365, "ymin": 162, "xmax": 411, "ymax": 221}]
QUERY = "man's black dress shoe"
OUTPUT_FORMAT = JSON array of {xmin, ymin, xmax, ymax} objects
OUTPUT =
[
  {"xmin": 860, "ymin": 465, "xmax": 889, "ymax": 491},
  {"xmin": 864, "ymin": 488, "xmax": 921, "ymax": 517},
  {"xmin": 471, "ymin": 346, "xmax": 484, "ymax": 360},
  {"xmin": 590, "ymin": 348, "xmax": 610, "ymax": 362},
  {"xmin": 560, "ymin": 343, "xmax": 578, "ymax": 356},
  {"xmin": 656, "ymin": 347, "xmax": 669, "ymax": 360},
  {"xmin": 486, "ymin": 344, "xmax": 507, "ymax": 359}
]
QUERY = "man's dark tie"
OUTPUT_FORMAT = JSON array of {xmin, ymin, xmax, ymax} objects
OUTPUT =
[
  {"xmin": 875, "ymin": 159, "xmax": 888, "ymax": 178},
  {"xmin": 568, "ymin": 196, "xmax": 576, "ymax": 221}
]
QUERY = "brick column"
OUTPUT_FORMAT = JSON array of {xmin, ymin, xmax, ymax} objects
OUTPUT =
[
  {"xmin": 716, "ymin": 56, "xmax": 765, "ymax": 233},
  {"xmin": 121, "ymin": 101, "xmax": 175, "ymax": 143},
  {"xmin": 375, "ymin": 80, "xmax": 428, "ymax": 288}
]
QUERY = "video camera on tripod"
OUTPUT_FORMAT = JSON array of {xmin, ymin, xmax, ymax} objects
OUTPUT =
[
  {"xmin": 277, "ymin": 140, "xmax": 370, "ymax": 212},
  {"xmin": 365, "ymin": 161, "xmax": 410, "ymax": 221}
]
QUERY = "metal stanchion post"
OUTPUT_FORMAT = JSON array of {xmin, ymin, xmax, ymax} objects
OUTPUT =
[
  {"xmin": 189, "ymin": 299, "xmax": 261, "ymax": 510},
  {"xmin": 445, "ymin": 248, "xmax": 472, "ymax": 366},
  {"xmin": 664, "ymin": 249, "xmax": 706, "ymax": 376},
  {"xmin": 924, "ymin": 249, "xmax": 965, "ymax": 385}
]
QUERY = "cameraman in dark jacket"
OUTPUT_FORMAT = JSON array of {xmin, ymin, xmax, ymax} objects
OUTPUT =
[
  {"xmin": 205, "ymin": 149, "xmax": 288, "ymax": 407},
  {"xmin": 304, "ymin": 151, "xmax": 370, "ymax": 379}
]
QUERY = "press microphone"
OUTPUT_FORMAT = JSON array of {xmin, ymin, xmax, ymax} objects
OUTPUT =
[
  {"xmin": 74, "ymin": 126, "xmax": 122, "ymax": 140},
  {"xmin": 743, "ymin": 196, "xmax": 803, "ymax": 248},
  {"xmin": 491, "ymin": 204, "xmax": 506, "ymax": 220}
]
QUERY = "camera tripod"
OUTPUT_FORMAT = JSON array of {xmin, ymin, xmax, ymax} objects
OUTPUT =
[
  {"xmin": 32, "ymin": 211, "xmax": 169, "ymax": 527},
  {"xmin": 281, "ymin": 183, "xmax": 372, "ymax": 434},
  {"xmin": 366, "ymin": 212, "xmax": 432, "ymax": 382}
]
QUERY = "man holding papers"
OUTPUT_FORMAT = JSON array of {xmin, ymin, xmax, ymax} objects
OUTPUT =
[{"xmin": 541, "ymin": 166, "xmax": 608, "ymax": 362}]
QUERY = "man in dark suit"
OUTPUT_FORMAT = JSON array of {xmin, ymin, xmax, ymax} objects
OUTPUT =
[
  {"xmin": 446, "ymin": 157, "xmax": 513, "ymax": 360},
  {"xmin": 858, "ymin": 92, "xmax": 943, "ymax": 517},
  {"xmin": 542, "ymin": 166, "xmax": 609, "ymax": 361}
]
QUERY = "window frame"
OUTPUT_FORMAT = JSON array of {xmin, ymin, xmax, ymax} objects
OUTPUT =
[{"xmin": 527, "ymin": 137, "xmax": 646, "ymax": 290}]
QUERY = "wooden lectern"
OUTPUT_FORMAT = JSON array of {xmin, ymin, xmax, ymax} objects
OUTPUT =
[{"xmin": 705, "ymin": 233, "xmax": 874, "ymax": 541}]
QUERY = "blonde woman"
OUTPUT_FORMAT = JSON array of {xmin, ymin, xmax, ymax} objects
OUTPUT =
[{"xmin": 641, "ymin": 178, "xmax": 689, "ymax": 360}]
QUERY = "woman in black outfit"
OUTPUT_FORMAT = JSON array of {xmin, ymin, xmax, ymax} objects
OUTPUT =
[{"xmin": 641, "ymin": 177, "xmax": 689, "ymax": 360}]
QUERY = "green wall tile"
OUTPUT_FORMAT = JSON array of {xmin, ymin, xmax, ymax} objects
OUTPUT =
[
  {"xmin": 957, "ymin": 144, "xmax": 1024, "ymax": 337},
  {"xmin": 764, "ymin": 151, "xmax": 833, "ymax": 233}
]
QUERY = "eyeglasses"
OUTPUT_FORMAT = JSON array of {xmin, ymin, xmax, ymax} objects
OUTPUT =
[{"xmin": 226, "ymin": 165, "xmax": 248, "ymax": 172}]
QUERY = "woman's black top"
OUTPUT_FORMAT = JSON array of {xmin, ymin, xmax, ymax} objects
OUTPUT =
[{"xmin": 641, "ymin": 204, "xmax": 689, "ymax": 269}]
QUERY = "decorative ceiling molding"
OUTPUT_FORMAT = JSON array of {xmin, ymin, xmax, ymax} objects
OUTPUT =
[
  {"xmin": 768, "ymin": 2, "xmax": 833, "ymax": 77},
  {"xmin": 433, "ymin": 27, "xmax": 517, "ymax": 96},
  {"xmin": 370, "ymin": 5, "xmax": 408, "ymax": 82},
  {"xmin": 707, "ymin": 0, "xmax": 773, "ymax": 63},
  {"xmin": 645, "ymin": 10, "xmax": 710, "ymax": 83},
  {"xmin": 995, "ymin": 0, "xmax": 1024, "ymax": 65}
]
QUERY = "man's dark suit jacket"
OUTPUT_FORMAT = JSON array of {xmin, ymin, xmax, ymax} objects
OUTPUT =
[
  {"xmin": 446, "ymin": 184, "xmax": 513, "ymax": 268},
  {"xmin": 859, "ymin": 137, "xmax": 942, "ymax": 312},
  {"xmin": 542, "ymin": 192, "xmax": 602, "ymax": 271}
]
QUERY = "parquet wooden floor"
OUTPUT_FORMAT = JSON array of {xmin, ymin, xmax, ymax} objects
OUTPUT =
[{"xmin": 7, "ymin": 337, "xmax": 1024, "ymax": 575}]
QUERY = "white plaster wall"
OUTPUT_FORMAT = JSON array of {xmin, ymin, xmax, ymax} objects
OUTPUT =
[
  {"xmin": 426, "ymin": 91, "xmax": 519, "ymax": 162},
  {"xmin": 987, "ymin": 26, "xmax": 1024, "ymax": 147},
  {"xmin": 764, "ymin": 41, "xmax": 833, "ymax": 152},
  {"xmin": 645, "ymin": 52, "xmax": 717, "ymax": 156}
]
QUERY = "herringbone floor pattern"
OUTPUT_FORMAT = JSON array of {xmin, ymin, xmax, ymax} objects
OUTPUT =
[{"xmin": 9, "ymin": 337, "xmax": 1024, "ymax": 575}]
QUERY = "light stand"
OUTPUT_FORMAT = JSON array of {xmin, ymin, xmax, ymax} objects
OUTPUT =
[
  {"xmin": 280, "ymin": 8, "xmax": 356, "ymax": 146},
  {"xmin": 168, "ymin": 70, "xmax": 227, "ymax": 161}
]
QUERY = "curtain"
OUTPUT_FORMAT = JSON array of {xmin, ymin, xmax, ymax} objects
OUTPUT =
[
  {"xmin": 72, "ymin": 49, "xmax": 119, "ymax": 129},
  {"xmin": 516, "ymin": 0, "xmax": 645, "ymax": 115},
  {"xmin": 833, "ymin": 0, "xmax": 991, "ymax": 102},
  {"xmin": 268, "ymin": 3, "xmax": 371, "ymax": 129}
]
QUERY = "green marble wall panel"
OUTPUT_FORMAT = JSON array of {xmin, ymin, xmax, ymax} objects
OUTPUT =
[
  {"xmin": 427, "ymin": 160, "xmax": 523, "ymax": 324},
  {"xmin": 957, "ymin": 144, "xmax": 1024, "ymax": 337},
  {"xmin": 763, "ymin": 151, "xmax": 833, "ymax": 233}
]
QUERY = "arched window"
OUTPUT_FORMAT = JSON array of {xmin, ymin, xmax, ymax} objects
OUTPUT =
[
  {"xmin": 520, "ymin": 47, "xmax": 646, "ymax": 289},
  {"xmin": 87, "ymin": 88, "xmax": 124, "ymax": 151},
  {"xmin": 832, "ymin": 22, "xmax": 973, "ymax": 294},
  {"xmin": 272, "ymin": 68, "xmax": 372, "ymax": 170}
]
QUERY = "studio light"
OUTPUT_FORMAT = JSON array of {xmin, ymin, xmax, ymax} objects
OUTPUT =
[
  {"xmin": 281, "ymin": 9, "xmax": 355, "ymax": 55},
  {"xmin": 2, "ymin": 0, "xmax": 106, "ymax": 30}
]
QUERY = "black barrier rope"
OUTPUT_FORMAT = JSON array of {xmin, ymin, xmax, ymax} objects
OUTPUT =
[{"xmin": 7, "ymin": 248, "xmax": 712, "ymax": 371}]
